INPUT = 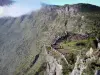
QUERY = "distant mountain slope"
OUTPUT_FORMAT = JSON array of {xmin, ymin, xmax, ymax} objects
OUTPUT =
[{"xmin": 0, "ymin": 3, "xmax": 100, "ymax": 75}]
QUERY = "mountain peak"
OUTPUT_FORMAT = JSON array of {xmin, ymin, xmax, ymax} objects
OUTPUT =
[
  {"xmin": 64, "ymin": 3, "xmax": 100, "ymax": 12},
  {"xmin": 41, "ymin": 3, "xmax": 100, "ymax": 13}
]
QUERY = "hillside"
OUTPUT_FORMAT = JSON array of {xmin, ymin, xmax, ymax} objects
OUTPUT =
[{"xmin": 0, "ymin": 3, "xmax": 100, "ymax": 75}]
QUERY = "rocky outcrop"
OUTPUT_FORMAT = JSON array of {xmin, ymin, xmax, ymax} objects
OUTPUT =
[
  {"xmin": 71, "ymin": 55, "xmax": 87, "ymax": 75},
  {"xmin": 44, "ymin": 45, "xmax": 63, "ymax": 75},
  {"xmin": 86, "ymin": 47, "xmax": 93, "ymax": 57},
  {"xmin": 46, "ymin": 54, "xmax": 63, "ymax": 75},
  {"xmin": 70, "ymin": 47, "xmax": 100, "ymax": 75}
]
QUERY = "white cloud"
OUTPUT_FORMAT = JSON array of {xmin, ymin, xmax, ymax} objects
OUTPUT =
[
  {"xmin": 1, "ymin": 4, "xmax": 33, "ymax": 17},
  {"xmin": 0, "ymin": 0, "xmax": 50, "ymax": 17},
  {"xmin": 0, "ymin": 0, "xmax": 42, "ymax": 17},
  {"xmin": 0, "ymin": 6, "xmax": 4, "ymax": 17}
]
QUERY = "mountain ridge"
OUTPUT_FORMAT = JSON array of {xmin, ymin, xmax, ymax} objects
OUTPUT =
[
  {"xmin": 41, "ymin": 3, "xmax": 100, "ymax": 13},
  {"xmin": 0, "ymin": 3, "xmax": 100, "ymax": 75}
]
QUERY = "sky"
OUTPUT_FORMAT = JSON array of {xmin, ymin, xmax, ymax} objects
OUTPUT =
[{"xmin": 0, "ymin": 0, "xmax": 100, "ymax": 17}]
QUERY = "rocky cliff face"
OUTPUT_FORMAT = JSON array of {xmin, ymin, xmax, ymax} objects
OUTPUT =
[{"xmin": 0, "ymin": 3, "xmax": 100, "ymax": 75}]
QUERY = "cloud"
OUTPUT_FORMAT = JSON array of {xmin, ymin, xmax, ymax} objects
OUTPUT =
[
  {"xmin": 0, "ymin": 0, "xmax": 52, "ymax": 17},
  {"xmin": 0, "ymin": 6, "xmax": 4, "ymax": 16},
  {"xmin": 0, "ymin": 0, "xmax": 14, "ymax": 6},
  {"xmin": 2, "ymin": 4, "xmax": 32, "ymax": 17},
  {"xmin": 0, "ymin": 0, "xmax": 42, "ymax": 17}
]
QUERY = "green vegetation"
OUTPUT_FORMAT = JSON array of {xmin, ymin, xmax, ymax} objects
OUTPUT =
[
  {"xmin": 34, "ymin": 62, "xmax": 47, "ymax": 75},
  {"xmin": 56, "ymin": 37, "xmax": 97, "ymax": 75},
  {"xmin": 61, "ymin": 59, "xmax": 72, "ymax": 75},
  {"xmin": 59, "ymin": 38, "xmax": 95, "ymax": 53}
]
